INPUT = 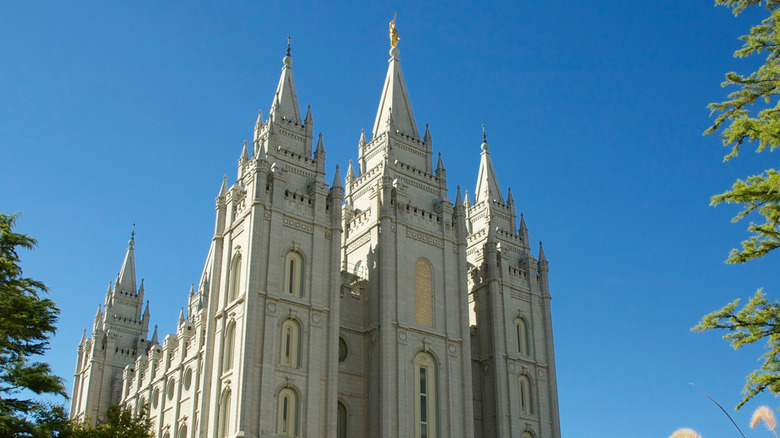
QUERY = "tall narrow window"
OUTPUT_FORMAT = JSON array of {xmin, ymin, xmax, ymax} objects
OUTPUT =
[
  {"xmin": 516, "ymin": 317, "xmax": 530, "ymax": 356},
  {"xmin": 280, "ymin": 319, "xmax": 300, "ymax": 368},
  {"xmin": 178, "ymin": 424, "xmax": 188, "ymax": 438},
  {"xmin": 414, "ymin": 352, "xmax": 437, "ymax": 438},
  {"xmin": 223, "ymin": 323, "xmax": 235, "ymax": 372},
  {"xmin": 337, "ymin": 401, "xmax": 347, "ymax": 438},
  {"xmin": 283, "ymin": 252, "xmax": 303, "ymax": 297},
  {"xmin": 218, "ymin": 389, "xmax": 232, "ymax": 438},
  {"xmin": 228, "ymin": 254, "xmax": 241, "ymax": 302},
  {"xmin": 519, "ymin": 375, "xmax": 534, "ymax": 415},
  {"xmin": 277, "ymin": 388, "xmax": 298, "ymax": 437},
  {"xmin": 415, "ymin": 259, "xmax": 433, "ymax": 327}
]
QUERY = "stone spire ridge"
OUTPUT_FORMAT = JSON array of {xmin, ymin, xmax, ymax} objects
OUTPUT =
[
  {"xmin": 507, "ymin": 187, "xmax": 514, "ymax": 205},
  {"xmin": 178, "ymin": 307, "xmax": 185, "ymax": 325},
  {"xmin": 346, "ymin": 160, "xmax": 355, "ymax": 182},
  {"xmin": 332, "ymin": 164, "xmax": 342, "ymax": 189},
  {"xmin": 116, "ymin": 226, "xmax": 137, "ymax": 294},
  {"xmin": 372, "ymin": 24, "xmax": 420, "ymax": 140},
  {"xmin": 474, "ymin": 124, "xmax": 504, "ymax": 204},
  {"xmin": 359, "ymin": 129, "xmax": 367, "ymax": 146},
  {"xmin": 539, "ymin": 241, "xmax": 547, "ymax": 262},
  {"xmin": 519, "ymin": 212, "xmax": 528, "ymax": 234},
  {"xmin": 150, "ymin": 324, "xmax": 159, "ymax": 344},
  {"xmin": 436, "ymin": 152, "xmax": 445, "ymax": 174},
  {"xmin": 424, "ymin": 123, "xmax": 431, "ymax": 143},
  {"xmin": 455, "ymin": 185, "xmax": 463, "ymax": 207},
  {"xmin": 464, "ymin": 189, "xmax": 471, "ymax": 208},
  {"xmin": 305, "ymin": 104, "xmax": 312, "ymax": 125},
  {"xmin": 218, "ymin": 175, "xmax": 228, "ymax": 198},
  {"xmin": 269, "ymin": 36, "xmax": 302, "ymax": 125},
  {"xmin": 315, "ymin": 133, "xmax": 325, "ymax": 155},
  {"xmin": 240, "ymin": 140, "xmax": 249, "ymax": 161},
  {"xmin": 253, "ymin": 109, "xmax": 263, "ymax": 142},
  {"xmin": 189, "ymin": 283, "xmax": 195, "ymax": 297},
  {"xmin": 80, "ymin": 328, "xmax": 87, "ymax": 344},
  {"xmin": 143, "ymin": 300, "xmax": 150, "ymax": 320}
]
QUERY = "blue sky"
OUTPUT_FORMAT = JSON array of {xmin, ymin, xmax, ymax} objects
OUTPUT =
[{"xmin": 2, "ymin": 1, "xmax": 779, "ymax": 437}]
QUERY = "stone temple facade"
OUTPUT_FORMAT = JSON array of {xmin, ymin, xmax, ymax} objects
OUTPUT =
[{"xmin": 70, "ymin": 35, "xmax": 561, "ymax": 438}]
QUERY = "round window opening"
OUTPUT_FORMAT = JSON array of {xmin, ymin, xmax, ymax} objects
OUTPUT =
[
  {"xmin": 338, "ymin": 337, "xmax": 348, "ymax": 362},
  {"xmin": 167, "ymin": 378, "xmax": 175, "ymax": 401},
  {"xmin": 152, "ymin": 388, "xmax": 159, "ymax": 408},
  {"xmin": 183, "ymin": 367, "xmax": 193, "ymax": 391}
]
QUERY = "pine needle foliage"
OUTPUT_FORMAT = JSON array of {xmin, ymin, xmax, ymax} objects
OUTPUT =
[
  {"xmin": 693, "ymin": 291, "xmax": 780, "ymax": 409},
  {"xmin": 705, "ymin": 0, "xmax": 780, "ymax": 263},
  {"xmin": 0, "ymin": 213, "xmax": 66, "ymax": 436}
]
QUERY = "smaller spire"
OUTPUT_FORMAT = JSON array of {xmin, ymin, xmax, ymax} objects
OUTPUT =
[
  {"xmin": 424, "ymin": 124, "xmax": 431, "ymax": 143},
  {"xmin": 80, "ymin": 328, "xmax": 87, "ymax": 344},
  {"xmin": 455, "ymin": 185, "xmax": 463, "ymax": 207},
  {"xmin": 346, "ymin": 160, "xmax": 355, "ymax": 181},
  {"xmin": 151, "ymin": 325, "xmax": 159, "ymax": 344},
  {"xmin": 464, "ymin": 189, "xmax": 471, "ymax": 208},
  {"xmin": 436, "ymin": 152, "xmax": 445, "ymax": 173},
  {"xmin": 332, "ymin": 164, "xmax": 343, "ymax": 189},
  {"xmin": 257, "ymin": 142, "xmax": 267, "ymax": 161},
  {"xmin": 539, "ymin": 241, "xmax": 547, "ymax": 262},
  {"xmin": 507, "ymin": 187, "xmax": 514, "ymax": 205},
  {"xmin": 519, "ymin": 213, "xmax": 528, "ymax": 232},
  {"xmin": 286, "ymin": 34, "xmax": 291, "ymax": 56},
  {"xmin": 218, "ymin": 175, "xmax": 228, "ymax": 197},
  {"xmin": 143, "ymin": 300, "xmax": 150, "ymax": 318},
  {"xmin": 240, "ymin": 140, "xmax": 249, "ymax": 161},
  {"xmin": 255, "ymin": 109, "xmax": 263, "ymax": 127},
  {"xmin": 305, "ymin": 104, "xmax": 312, "ymax": 124},
  {"xmin": 189, "ymin": 283, "xmax": 195, "ymax": 297},
  {"xmin": 359, "ymin": 129, "xmax": 367, "ymax": 146},
  {"xmin": 315, "ymin": 133, "xmax": 325, "ymax": 155},
  {"xmin": 178, "ymin": 307, "xmax": 185, "ymax": 325}
]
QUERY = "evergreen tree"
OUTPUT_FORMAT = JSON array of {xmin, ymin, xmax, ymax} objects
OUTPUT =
[
  {"xmin": 0, "ymin": 213, "xmax": 67, "ymax": 435},
  {"xmin": 696, "ymin": 0, "xmax": 780, "ymax": 410},
  {"xmin": 68, "ymin": 405, "xmax": 154, "ymax": 438}
]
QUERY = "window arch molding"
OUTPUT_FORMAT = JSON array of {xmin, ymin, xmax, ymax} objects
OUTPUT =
[
  {"xmin": 276, "ymin": 385, "xmax": 301, "ymax": 437},
  {"xmin": 227, "ymin": 250, "xmax": 242, "ymax": 303},
  {"xmin": 337, "ymin": 400, "xmax": 348, "ymax": 438},
  {"xmin": 413, "ymin": 350, "xmax": 438, "ymax": 438},
  {"xmin": 518, "ymin": 374, "xmax": 535, "ymax": 416},
  {"xmin": 515, "ymin": 315, "xmax": 531, "ymax": 357},
  {"xmin": 282, "ymin": 249, "xmax": 305, "ymax": 297},
  {"xmin": 522, "ymin": 431, "xmax": 536, "ymax": 438},
  {"xmin": 222, "ymin": 320, "xmax": 237, "ymax": 373},
  {"xmin": 217, "ymin": 387, "xmax": 232, "ymax": 438},
  {"xmin": 279, "ymin": 317, "xmax": 302, "ymax": 368}
]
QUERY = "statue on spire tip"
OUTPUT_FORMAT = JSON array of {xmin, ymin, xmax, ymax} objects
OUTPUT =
[{"xmin": 390, "ymin": 13, "xmax": 400, "ymax": 48}]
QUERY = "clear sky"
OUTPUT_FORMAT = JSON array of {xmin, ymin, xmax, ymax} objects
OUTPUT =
[{"xmin": 2, "ymin": 1, "xmax": 779, "ymax": 437}]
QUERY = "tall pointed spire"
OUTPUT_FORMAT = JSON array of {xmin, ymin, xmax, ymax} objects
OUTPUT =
[
  {"xmin": 474, "ymin": 124, "xmax": 504, "ymax": 204},
  {"xmin": 151, "ymin": 324, "xmax": 159, "ymax": 344},
  {"xmin": 332, "ymin": 164, "xmax": 343, "ymax": 189},
  {"xmin": 269, "ymin": 35, "xmax": 302, "ymax": 125},
  {"xmin": 116, "ymin": 225, "xmax": 137, "ymax": 294},
  {"xmin": 372, "ymin": 16, "xmax": 419, "ymax": 139},
  {"xmin": 539, "ymin": 241, "xmax": 547, "ymax": 262}
]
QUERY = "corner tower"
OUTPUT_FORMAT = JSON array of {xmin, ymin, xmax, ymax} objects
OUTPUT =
[
  {"xmin": 340, "ymin": 18, "xmax": 475, "ymax": 438},
  {"xmin": 466, "ymin": 131, "xmax": 561, "ymax": 438}
]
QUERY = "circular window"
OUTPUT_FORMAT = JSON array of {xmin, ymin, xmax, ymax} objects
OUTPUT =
[
  {"xmin": 183, "ymin": 367, "xmax": 193, "ymax": 391},
  {"xmin": 338, "ymin": 337, "xmax": 348, "ymax": 362},
  {"xmin": 167, "ymin": 378, "xmax": 176, "ymax": 401},
  {"xmin": 152, "ymin": 387, "xmax": 159, "ymax": 408}
]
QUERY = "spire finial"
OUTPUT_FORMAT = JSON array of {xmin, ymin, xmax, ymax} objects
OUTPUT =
[
  {"xmin": 129, "ymin": 223, "xmax": 135, "ymax": 247},
  {"xmin": 481, "ymin": 123, "xmax": 489, "ymax": 151},
  {"xmin": 283, "ymin": 35, "xmax": 293, "ymax": 67},
  {"xmin": 390, "ymin": 13, "xmax": 400, "ymax": 48},
  {"xmin": 286, "ymin": 34, "xmax": 291, "ymax": 56}
]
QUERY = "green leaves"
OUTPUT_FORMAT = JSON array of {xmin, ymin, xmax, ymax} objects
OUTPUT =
[
  {"xmin": 0, "ymin": 213, "xmax": 66, "ymax": 435},
  {"xmin": 706, "ymin": 2, "xmax": 780, "ymax": 262}
]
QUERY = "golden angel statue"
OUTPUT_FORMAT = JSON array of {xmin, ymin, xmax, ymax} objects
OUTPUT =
[{"xmin": 389, "ymin": 14, "xmax": 400, "ymax": 48}]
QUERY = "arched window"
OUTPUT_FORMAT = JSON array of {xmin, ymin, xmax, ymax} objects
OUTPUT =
[
  {"xmin": 283, "ymin": 252, "xmax": 303, "ymax": 297},
  {"xmin": 522, "ymin": 432, "xmax": 535, "ymax": 438},
  {"xmin": 228, "ymin": 253, "xmax": 242, "ymax": 302},
  {"xmin": 280, "ymin": 319, "xmax": 301, "ymax": 368},
  {"xmin": 223, "ymin": 323, "xmax": 235, "ymax": 372},
  {"xmin": 519, "ymin": 375, "xmax": 534, "ymax": 415},
  {"xmin": 178, "ymin": 424, "xmax": 188, "ymax": 438},
  {"xmin": 218, "ymin": 389, "xmax": 232, "ymax": 438},
  {"xmin": 354, "ymin": 261, "xmax": 365, "ymax": 279},
  {"xmin": 414, "ymin": 352, "xmax": 437, "ymax": 438},
  {"xmin": 337, "ymin": 401, "xmax": 347, "ymax": 438},
  {"xmin": 414, "ymin": 259, "xmax": 433, "ymax": 327},
  {"xmin": 516, "ymin": 317, "xmax": 530, "ymax": 356},
  {"xmin": 277, "ymin": 388, "xmax": 299, "ymax": 437}
]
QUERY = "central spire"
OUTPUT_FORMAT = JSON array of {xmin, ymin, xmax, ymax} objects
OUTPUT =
[
  {"xmin": 372, "ymin": 16, "xmax": 420, "ymax": 140},
  {"xmin": 474, "ymin": 125, "xmax": 504, "ymax": 204},
  {"xmin": 270, "ymin": 35, "xmax": 302, "ymax": 125}
]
